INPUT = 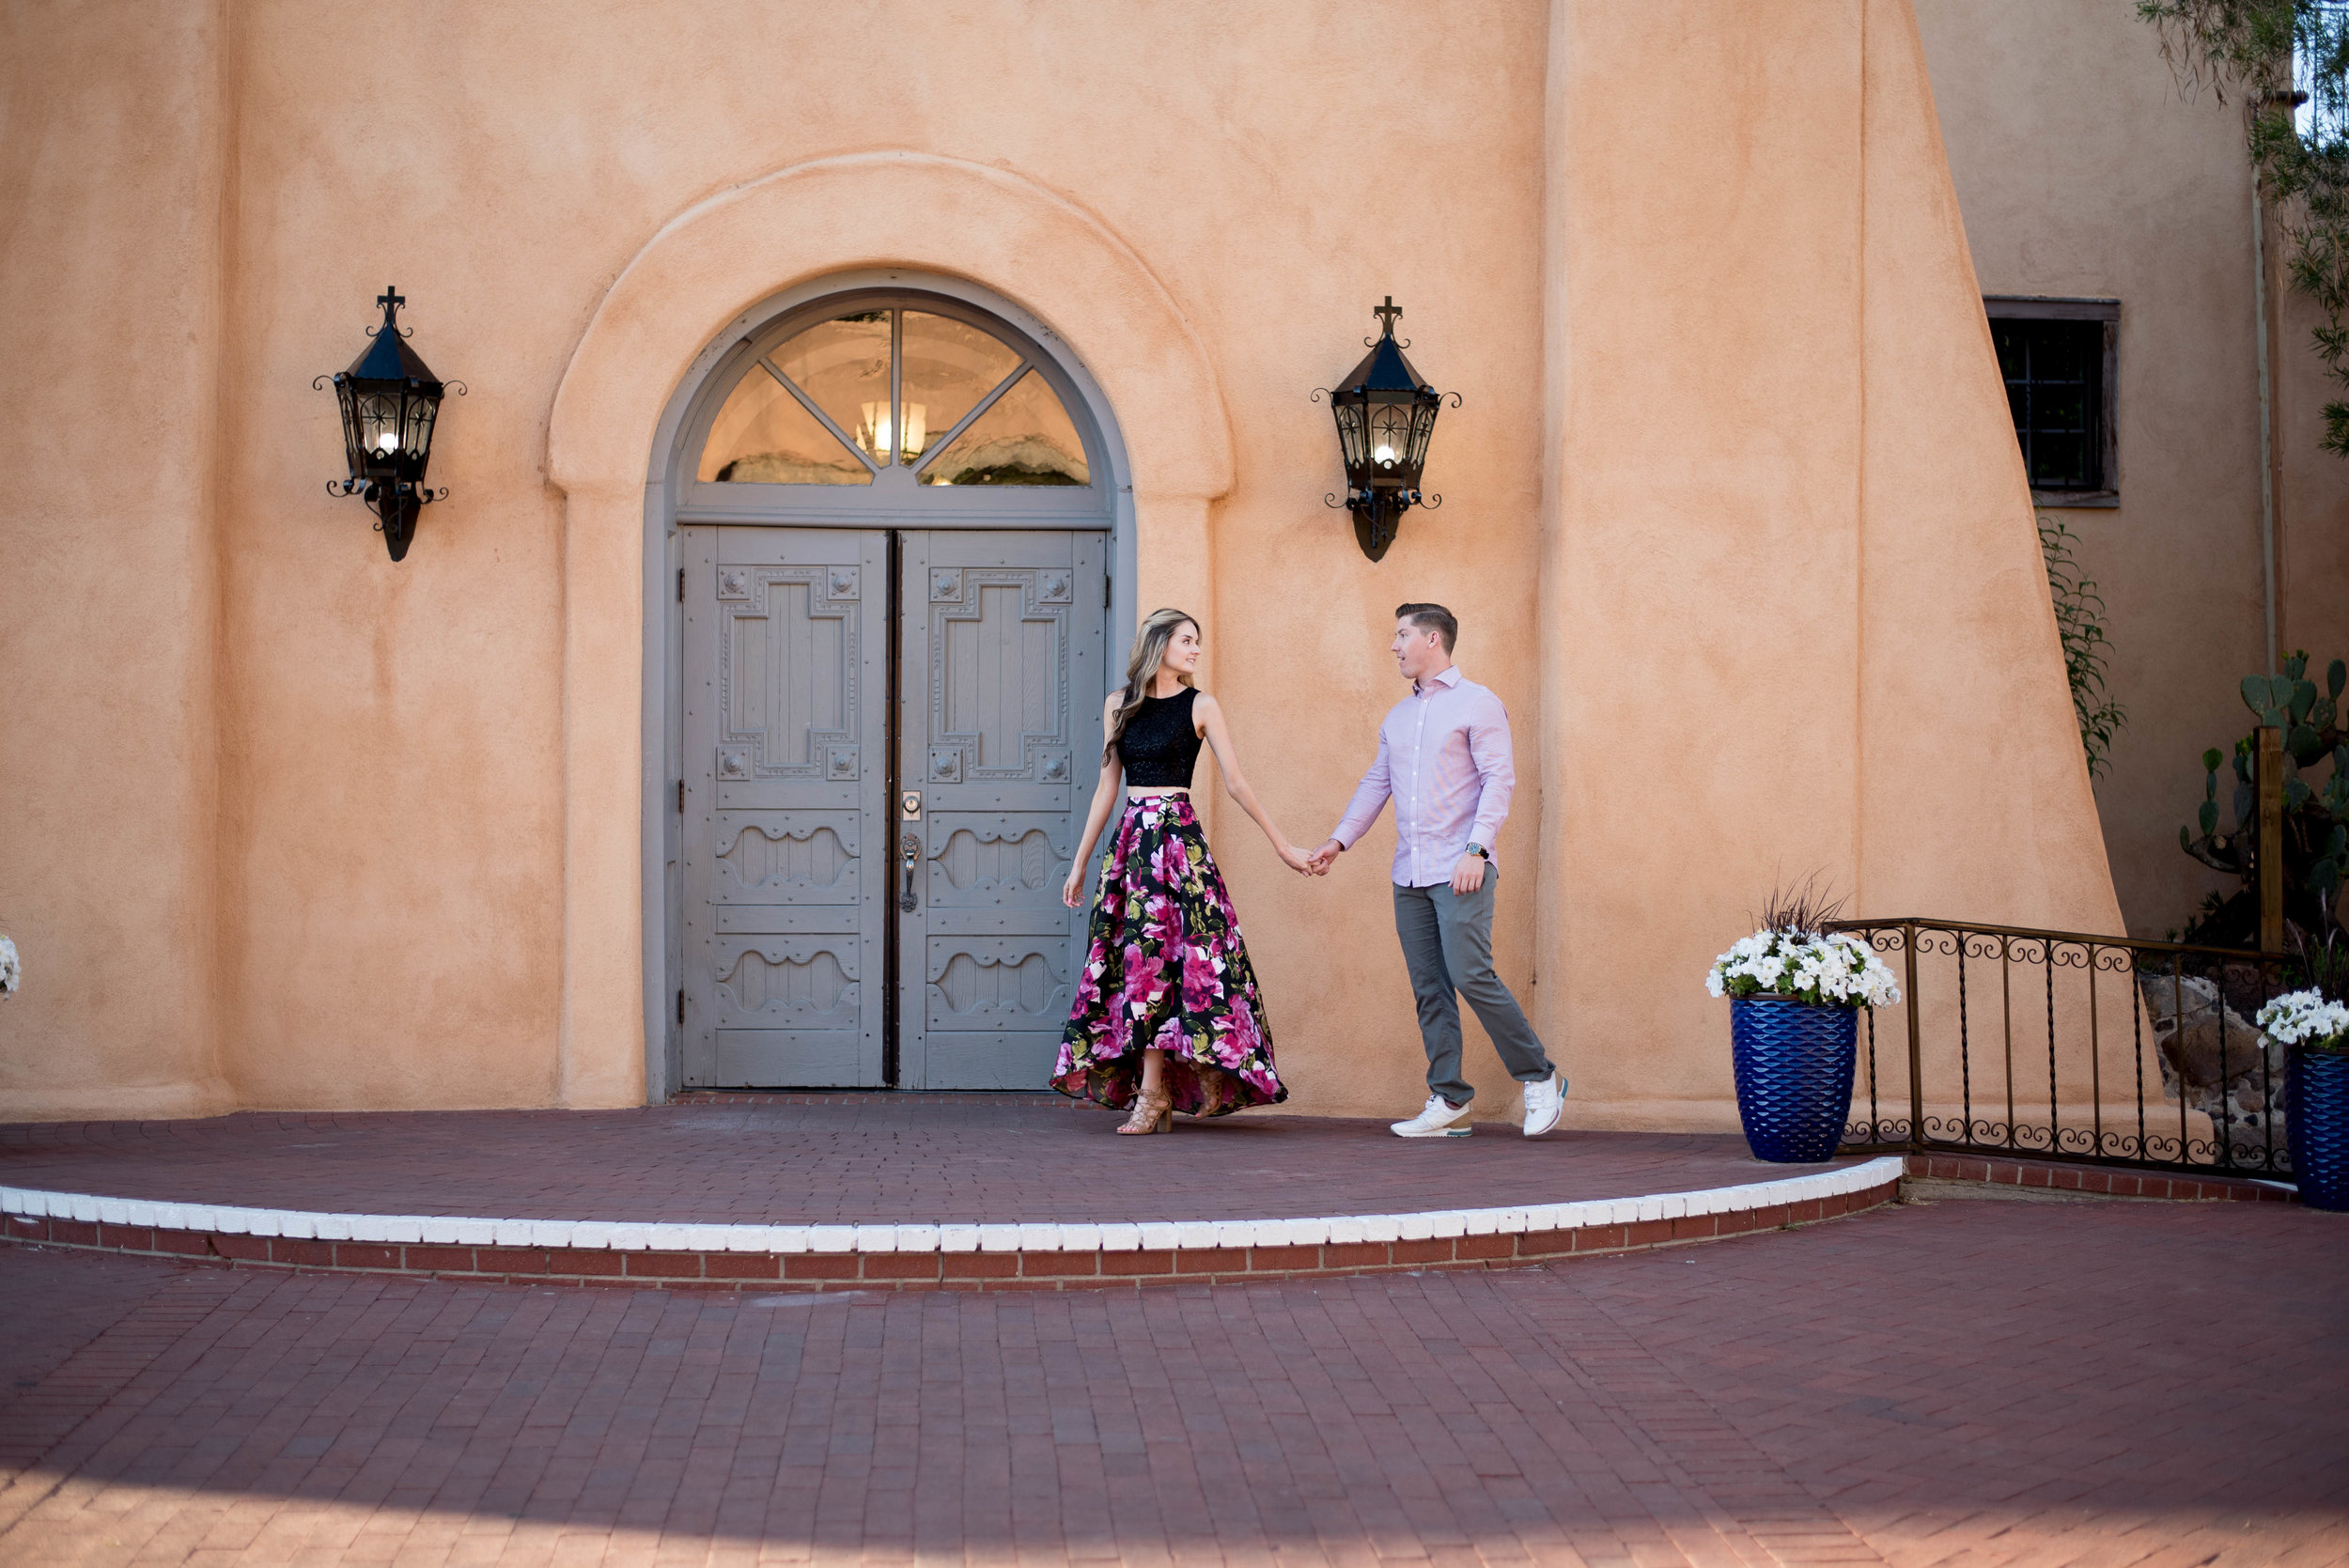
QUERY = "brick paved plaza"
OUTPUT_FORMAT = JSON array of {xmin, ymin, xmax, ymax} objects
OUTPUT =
[
  {"xmin": 0, "ymin": 1099, "xmax": 1794, "ymax": 1225},
  {"xmin": 1, "ymin": 1188, "xmax": 2342, "ymax": 1566}
]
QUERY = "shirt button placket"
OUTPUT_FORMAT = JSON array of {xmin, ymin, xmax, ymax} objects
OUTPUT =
[{"xmin": 1412, "ymin": 699, "xmax": 1427, "ymax": 883}]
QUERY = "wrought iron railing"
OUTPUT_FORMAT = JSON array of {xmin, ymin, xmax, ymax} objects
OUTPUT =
[{"xmin": 1826, "ymin": 919, "xmax": 2295, "ymax": 1177}]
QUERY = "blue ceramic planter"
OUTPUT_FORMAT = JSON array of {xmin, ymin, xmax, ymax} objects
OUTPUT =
[
  {"xmin": 1730, "ymin": 997, "xmax": 1859, "ymax": 1164},
  {"xmin": 2288, "ymin": 1046, "xmax": 2349, "ymax": 1212}
]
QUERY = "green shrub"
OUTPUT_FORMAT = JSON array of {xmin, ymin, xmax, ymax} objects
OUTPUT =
[{"xmin": 2041, "ymin": 518, "xmax": 2126, "ymax": 782}]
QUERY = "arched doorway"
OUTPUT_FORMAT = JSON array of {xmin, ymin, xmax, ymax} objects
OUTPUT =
[{"xmin": 655, "ymin": 279, "xmax": 1128, "ymax": 1093}]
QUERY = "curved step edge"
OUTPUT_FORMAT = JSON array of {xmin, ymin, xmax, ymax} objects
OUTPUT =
[{"xmin": 0, "ymin": 1157, "xmax": 1906, "ymax": 1291}]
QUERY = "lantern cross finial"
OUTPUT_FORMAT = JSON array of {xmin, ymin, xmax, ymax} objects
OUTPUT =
[
  {"xmin": 1372, "ymin": 296, "xmax": 1402, "ymax": 337},
  {"xmin": 376, "ymin": 285, "xmax": 405, "ymax": 319}
]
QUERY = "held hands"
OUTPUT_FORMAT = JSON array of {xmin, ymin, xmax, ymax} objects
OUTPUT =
[{"xmin": 1062, "ymin": 840, "xmax": 1331, "ymax": 904}]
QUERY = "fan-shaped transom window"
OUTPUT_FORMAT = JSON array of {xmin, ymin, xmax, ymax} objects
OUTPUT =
[{"xmin": 697, "ymin": 305, "xmax": 1091, "ymax": 489}]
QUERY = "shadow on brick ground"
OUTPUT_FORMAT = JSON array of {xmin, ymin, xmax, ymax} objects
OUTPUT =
[{"xmin": 1, "ymin": 1200, "xmax": 2343, "ymax": 1565}]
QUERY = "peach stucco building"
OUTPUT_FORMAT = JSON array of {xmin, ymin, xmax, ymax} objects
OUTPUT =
[
  {"xmin": 4, "ymin": 1, "xmax": 2166, "ymax": 1127},
  {"xmin": 1920, "ymin": 0, "xmax": 2349, "ymax": 943}
]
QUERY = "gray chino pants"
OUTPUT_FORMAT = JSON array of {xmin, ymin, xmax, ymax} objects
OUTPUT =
[{"xmin": 1393, "ymin": 866, "xmax": 1553, "ymax": 1106}]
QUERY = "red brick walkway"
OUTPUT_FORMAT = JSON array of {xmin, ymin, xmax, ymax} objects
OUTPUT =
[
  {"xmin": 0, "ymin": 1100, "xmax": 1814, "ymax": 1225},
  {"xmin": 2, "ymin": 1197, "xmax": 2341, "ymax": 1565}
]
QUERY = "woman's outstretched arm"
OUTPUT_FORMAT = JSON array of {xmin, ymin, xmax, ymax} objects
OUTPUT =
[
  {"xmin": 1192, "ymin": 692, "xmax": 1312, "ymax": 874},
  {"xmin": 1063, "ymin": 691, "xmax": 1128, "ymax": 908}
]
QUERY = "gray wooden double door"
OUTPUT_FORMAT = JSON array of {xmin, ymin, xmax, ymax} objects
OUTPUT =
[{"xmin": 679, "ymin": 526, "xmax": 1108, "ymax": 1089}]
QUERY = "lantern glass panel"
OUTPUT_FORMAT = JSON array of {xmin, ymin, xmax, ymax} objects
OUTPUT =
[
  {"xmin": 400, "ymin": 387, "xmax": 440, "ymax": 474},
  {"xmin": 1404, "ymin": 398, "xmax": 1439, "ymax": 474},
  {"xmin": 352, "ymin": 387, "xmax": 408, "ymax": 471},
  {"xmin": 334, "ymin": 380, "xmax": 365, "ymax": 474},
  {"xmin": 1366, "ymin": 402, "xmax": 1414, "ymax": 480},
  {"xmin": 1331, "ymin": 399, "xmax": 1369, "ymax": 474}
]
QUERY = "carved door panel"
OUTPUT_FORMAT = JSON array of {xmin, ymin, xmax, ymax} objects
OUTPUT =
[
  {"xmin": 680, "ymin": 526, "xmax": 889, "ymax": 1087},
  {"xmin": 898, "ymin": 531, "xmax": 1108, "ymax": 1090}
]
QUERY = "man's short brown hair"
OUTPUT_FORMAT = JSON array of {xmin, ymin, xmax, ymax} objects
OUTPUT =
[{"xmin": 1394, "ymin": 602, "xmax": 1457, "ymax": 654}]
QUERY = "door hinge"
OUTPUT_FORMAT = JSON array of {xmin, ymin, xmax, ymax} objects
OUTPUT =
[
  {"xmin": 1103, "ymin": 573, "xmax": 1112, "ymax": 609},
  {"xmin": 677, "ymin": 567, "xmax": 685, "ymax": 603},
  {"xmin": 677, "ymin": 779, "xmax": 685, "ymax": 814},
  {"xmin": 676, "ymin": 988, "xmax": 685, "ymax": 1025}
]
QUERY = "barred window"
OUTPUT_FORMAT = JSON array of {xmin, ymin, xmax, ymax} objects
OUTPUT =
[{"xmin": 1986, "ymin": 298, "xmax": 2118, "ymax": 505}]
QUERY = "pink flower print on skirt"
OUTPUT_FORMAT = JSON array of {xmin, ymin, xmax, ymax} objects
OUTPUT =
[{"xmin": 1050, "ymin": 796, "xmax": 1286, "ymax": 1117}]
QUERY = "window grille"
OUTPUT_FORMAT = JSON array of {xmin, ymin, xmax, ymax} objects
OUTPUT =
[{"xmin": 1984, "ymin": 298, "xmax": 2119, "ymax": 505}]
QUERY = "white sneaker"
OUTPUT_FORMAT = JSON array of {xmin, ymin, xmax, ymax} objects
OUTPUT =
[
  {"xmin": 1391, "ymin": 1094, "xmax": 1474, "ymax": 1138},
  {"xmin": 1521, "ymin": 1069, "xmax": 1566, "ymax": 1138}
]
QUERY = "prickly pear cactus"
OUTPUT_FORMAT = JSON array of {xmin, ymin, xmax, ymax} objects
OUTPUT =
[{"xmin": 2181, "ymin": 652, "xmax": 2349, "ymax": 944}]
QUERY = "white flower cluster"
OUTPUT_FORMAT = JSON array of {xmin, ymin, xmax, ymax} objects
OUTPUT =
[
  {"xmin": 1706, "ymin": 929, "xmax": 1900, "ymax": 1009},
  {"xmin": 0, "ymin": 935, "xmax": 16, "ymax": 997},
  {"xmin": 2255, "ymin": 988, "xmax": 2349, "ymax": 1048}
]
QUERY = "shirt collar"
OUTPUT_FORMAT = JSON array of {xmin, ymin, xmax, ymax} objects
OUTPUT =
[{"xmin": 1414, "ymin": 664, "xmax": 1465, "ymax": 696}]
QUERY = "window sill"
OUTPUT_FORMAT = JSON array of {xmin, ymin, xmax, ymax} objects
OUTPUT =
[{"xmin": 2030, "ymin": 489, "xmax": 2118, "ymax": 509}]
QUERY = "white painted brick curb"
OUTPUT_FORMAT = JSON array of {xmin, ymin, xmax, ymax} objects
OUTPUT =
[{"xmin": 0, "ymin": 1157, "xmax": 1905, "ymax": 1257}]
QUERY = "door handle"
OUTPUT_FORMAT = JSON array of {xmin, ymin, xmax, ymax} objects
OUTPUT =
[{"xmin": 899, "ymin": 832, "xmax": 921, "ymax": 912}]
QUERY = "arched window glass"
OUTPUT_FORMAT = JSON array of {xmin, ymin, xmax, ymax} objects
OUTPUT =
[
  {"xmin": 697, "ymin": 304, "xmax": 1092, "ymax": 487},
  {"xmin": 899, "ymin": 312, "xmax": 1022, "ymax": 466},
  {"xmin": 770, "ymin": 312, "xmax": 891, "ymax": 462},
  {"xmin": 921, "ymin": 365, "xmax": 1088, "ymax": 487},
  {"xmin": 696, "ymin": 361, "xmax": 871, "ymax": 485}
]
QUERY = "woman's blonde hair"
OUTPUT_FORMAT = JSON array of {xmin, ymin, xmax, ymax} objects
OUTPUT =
[{"xmin": 1105, "ymin": 607, "xmax": 1199, "ymax": 761}]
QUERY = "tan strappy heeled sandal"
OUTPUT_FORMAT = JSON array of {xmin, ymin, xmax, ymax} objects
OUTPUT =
[{"xmin": 1116, "ymin": 1087, "xmax": 1174, "ymax": 1135}]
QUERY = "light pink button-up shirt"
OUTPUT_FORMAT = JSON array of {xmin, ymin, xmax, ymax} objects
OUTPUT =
[{"xmin": 1330, "ymin": 665, "xmax": 1517, "ymax": 888}]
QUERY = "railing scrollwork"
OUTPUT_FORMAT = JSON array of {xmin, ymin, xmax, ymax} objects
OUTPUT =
[{"xmin": 1828, "ymin": 917, "xmax": 2295, "ymax": 1179}]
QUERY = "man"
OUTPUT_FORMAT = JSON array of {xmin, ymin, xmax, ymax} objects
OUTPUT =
[{"xmin": 1307, "ymin": 605, "xmax": 1565, "ymax": 1138}]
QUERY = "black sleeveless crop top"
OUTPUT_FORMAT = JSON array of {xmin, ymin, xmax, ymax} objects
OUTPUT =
[{"xmin": 1117, "ymin": 689, "xmax": 1205, "ymax": 787}]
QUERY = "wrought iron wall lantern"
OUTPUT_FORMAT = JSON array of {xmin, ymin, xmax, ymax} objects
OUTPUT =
[
  {"xmin": 315, "ymin": 286, "xmax": 464, "ymax": 562},
  {"xmin": 1314, "ymin": 297, "xmax": 1457, "ymax": 562}
]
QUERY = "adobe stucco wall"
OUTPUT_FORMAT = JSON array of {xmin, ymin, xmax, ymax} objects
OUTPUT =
[
  {"xmin": 0, "ymin": 3, "xmax": 231, "ymax": 1120},
  {"xmin": 0, "ymin": 0, "xmax": 2116, "ymax": 1127},
  {"xmin": 2277, "ymin": 291, "xmax": 2349, "ymax": 683},
  {"xmin": 1536, "ymin": 0, "xmax": 2120, "ymax": 1128},
  {"xmin": 1917, "ymin": 0, "xmax": 2349, "ymax": 938}
]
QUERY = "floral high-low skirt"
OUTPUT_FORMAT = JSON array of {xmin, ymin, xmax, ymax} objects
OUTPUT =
[{"xmin": 1051, "ymin": 796, "xmax": 1286, "ymax": 1117}]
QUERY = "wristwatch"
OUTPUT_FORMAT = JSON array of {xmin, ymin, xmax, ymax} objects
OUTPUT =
[{"xmin": 1465, "ymin": 843, "xmax": 1489, "ymax": 861}]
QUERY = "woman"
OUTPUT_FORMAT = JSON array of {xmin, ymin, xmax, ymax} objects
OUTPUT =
[{"xmin": 1051, "ymin": 608, "xmax": 1312, "ymax": 1133}]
